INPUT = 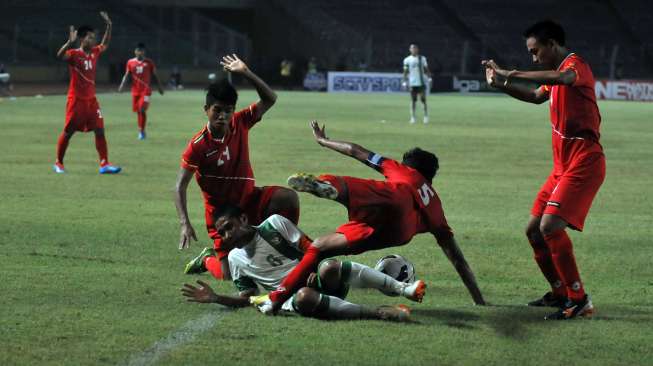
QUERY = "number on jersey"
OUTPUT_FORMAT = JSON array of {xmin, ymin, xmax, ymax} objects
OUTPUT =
[
  {"xmin": 136, "ymin": 65, "xmax": 143, "ymax": 74},
  {"xmin": 417, "ymin": 183, "xmax": 435, "ymax": 206},
  {"xmin": 83, "ymin": 60, "xmax": 93, "ymax": 71}
]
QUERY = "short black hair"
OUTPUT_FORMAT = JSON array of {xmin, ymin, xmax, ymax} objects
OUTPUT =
[
  {"xmin": 77, "ymin": 25, "xmax": 95, "ymax": 39},
  {"xmin": 523, "ymin": 20, "xmax": 565, "ymax": 47},
  {"xmin": 136, "ymin": 42, "xmax": 146, "ymax": 50},
  {"xmin": 402, "ymin": 147, "xmax": 439, "ymax": 182},
  {"xmin": 212, "ymin": 203, "xmax": 244, "ymax": 223},
  {"xmin": 206, "ymin": 79, "xmax": 238, "ymax": 106}
]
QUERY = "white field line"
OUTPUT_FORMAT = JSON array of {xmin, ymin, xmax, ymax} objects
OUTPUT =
[{"xmin": 123, "ymin": 309, "xmax": 230, "ymax": 366}]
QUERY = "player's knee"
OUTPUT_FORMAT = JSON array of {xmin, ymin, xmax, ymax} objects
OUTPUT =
[
  {"xmin": 272, "ymin": 187, "xmax": 299, "ymax": 208},
  {"xmin": 539, "ymin": 218, "xmax": 565, "ymax": 237},
  {"xmin": 293, "ymin": 287, "xmax": 321, "ymax": 316},
  {"xmin": 318, "ymin": 259, "xmax": 341, "ymax": 291}
]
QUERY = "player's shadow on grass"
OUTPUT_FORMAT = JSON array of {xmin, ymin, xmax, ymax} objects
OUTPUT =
[
  {"xmin": 482, "ymin": 304, "xmax": 546, "ymax": 339},
  {"xmin": 411, "ymin": 308, "xmax": 481, "ymax": 330}
]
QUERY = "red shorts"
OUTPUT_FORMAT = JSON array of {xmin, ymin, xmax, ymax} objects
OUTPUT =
[
  {"xmin": 531, "ymin": 152, "xmax": 605, "ymax": 231},
  {"xmin": 132, "ymin": 94, "xmax": 150, "ymax": 112},
  {"xmin": 320, "ymin": 174, "xmax": 417, "ymax": 254},
  {"xmin": 204, "ymin": 186, "xmax": 281, "ymax": 259},
  {"xmin": 64, "ymin": 97, "xmax": 104, "ymax": 132}
]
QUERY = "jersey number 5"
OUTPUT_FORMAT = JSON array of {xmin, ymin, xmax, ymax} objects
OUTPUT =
[{"xmin": 418, "ymin": 183, "xmax": 435, "ymax": 206}]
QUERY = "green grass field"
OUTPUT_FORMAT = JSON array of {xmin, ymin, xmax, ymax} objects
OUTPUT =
[{"xmin": 1, "ymin": 90, "xmax": 652, "ymax": 366}]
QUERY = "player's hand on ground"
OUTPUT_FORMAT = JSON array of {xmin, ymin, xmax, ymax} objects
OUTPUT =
[
  {"xmin": 100, "ymin": 11, "xmax": 112, "ymax": 25},
  {"xmin": 310, "ymin": 120, "xmax": 328, "ymax": 143},
  {"xmin": 67, "ymin": 25, "xmax": 77, "ymax": 44},
  {"xmin": 179, "ymin": 223, "xmax": 198, "ymax": 250},
  {"xmin": 220, "ymin": 54, "xmax": 249, "ymax": 74},
  {"xmin": 181, "ymin": 280, "xmax": 218, "ymax": 303}
]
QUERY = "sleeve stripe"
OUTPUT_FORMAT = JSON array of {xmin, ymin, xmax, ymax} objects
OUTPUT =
[{"xmin": 367, "ymin": 153, "xmax": 383, "ymax": 167}]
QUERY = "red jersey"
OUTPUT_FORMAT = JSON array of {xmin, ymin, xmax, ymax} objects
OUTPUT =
[
  {"xmin": 352, "ymin": 154, "xmax": 453, "ymax": 243},
  {"xmin": 541, "ymin": 53, "xmax": 603, "ymax": 175},
  {"xmin": 126, "ymin": 57, "xmax": 156, "ymax": 95},
  {"xmin": 181, "ymin": 103, "xmax": 261, "ymax": 207},
  {"xmin": 65, "ymin": 45, "xmax": 105, "ymax": 100}
]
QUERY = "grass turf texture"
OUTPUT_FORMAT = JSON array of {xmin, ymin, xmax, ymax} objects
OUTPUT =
[{"xmin": 1, "ymin": 90, "xmax": 652, "ymax": 366}]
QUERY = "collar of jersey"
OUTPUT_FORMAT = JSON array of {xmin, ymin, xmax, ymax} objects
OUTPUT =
[{"xmin": 556, "ymin": 53, "xmax": 575, "ymax": 71}]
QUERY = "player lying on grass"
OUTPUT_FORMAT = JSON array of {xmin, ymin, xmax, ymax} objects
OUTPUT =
[
  {"xmin": 482, "ymin": 20, "xmax": 603, "ymax": 320},
  {"xmin": 175, "ymin": 54, "xmax": 299, "ymax": 280},
  {"xmin": 118, "ymin": 42, "xmax": 164, "ymax": 140},
  {"xmin": 53, "ymin": 11, "xmax": 121, "ymax": 174},
  {"xmin": 181, "ymin": 205, "xmax": 423, "ymax": 321},
  {"xmin": 266, "ymin": 121, "xmax": 486, "ymax": 312}
]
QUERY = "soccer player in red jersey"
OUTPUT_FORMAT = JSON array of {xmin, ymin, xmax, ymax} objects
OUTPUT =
[
  {"xmin": 175, "ymin": 54, "xmax": 299, "ymax": 280},
  {"xmin": 266, "ymin": 121, "xmax": 486, "ymax": 312},
  {"xmin": 118, "ymin": 42, "xmax": 164, "ymax": 140},
  {"xmin": 54, "ymin": 12, "xmax": 121, "ymax": 174},
  {"xmin": 482, "ymin": 20, "xmax": 605, "ymax": 320}
]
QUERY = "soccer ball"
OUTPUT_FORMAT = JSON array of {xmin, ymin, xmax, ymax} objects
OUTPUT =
[{"xmin": 374, "ymin": 254, "xmax": 416, "ymax": 284}]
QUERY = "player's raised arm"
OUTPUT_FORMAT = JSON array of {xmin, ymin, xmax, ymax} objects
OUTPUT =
[
  {"xmin": 181, "ymin": 280, "xmax": 252, "ymax": 308},
  {"xmin": 56, "ymin": 26, "xmax": 77, "ymax": 60},
  {"xmin": 310, "ymin": 121, "xmax": 371, "ymax": 164},
  {"xmin": 220, "ymin": 54, "xmax": 276, "ymax": 119},
  {"xmin": 435, "ymin": 236, "xmax": 486, "ymax": 305},
  {"xmin": 99, "ymin": 11, "xmax": 112, "ymax": 49},
  {"xmin": 482, "ymin": 60, "xmax": 549, "ymax": 104},
  {"xmin": 174, "ymin": 167, "xmax": 198, "ymax": 250}
]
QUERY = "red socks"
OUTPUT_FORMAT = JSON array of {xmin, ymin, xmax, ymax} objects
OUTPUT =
[
  {"xmin": 95, "ymin": 134, "xmax": 109, "ymax": 166},
  {"xmin": 56, "ymin": 132, "xmax": 71, "ymax": 164},
  {"xmin": 543, "ymin": 230, "xmax": 585, "ymax": 301},
  {"xmin": 137, "ymin": 111, "xmax": 147, "ymax": 131},
  {"xmin": 527, "ymin": 236, "xmax": 565, "ymax": 297},
  {"xmin": 204, "ymin": 256, "xmax": 224, "ymax": 279},
  {"xmin": 270, "ymin": 244, "xmax": 321, "ymax": 303}
]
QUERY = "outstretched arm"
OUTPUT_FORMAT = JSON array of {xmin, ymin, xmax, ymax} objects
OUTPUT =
[
  {"xmin": 310, "ymin": 121, "xmax": 371, "ymax": 164},
  {"xmin": 174, "ymin": 167, "xmax": 198, "ymax": 250},
  {"xmin": 220, "ymin": 54, "xmax": 276, "ymax": 119},
  {"xmin": 57, "ymin": 26, "xmax": 77, "ymax": 60},
  {"xmin": 181, "ymin": 280, "xmax": 253, "ymax": 308},
  {"xmin": 99, "ymin": 11, "xmax": 112, "ymax": 49},
  {"xmin": 482, "ymin": 60, "xmax": 550, "ymax": 104},
  {"xmin": 436, "ymin": 236, "xmax": 486, "ymax": 305}
]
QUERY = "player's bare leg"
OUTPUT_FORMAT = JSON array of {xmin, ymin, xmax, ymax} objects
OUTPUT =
[
  {"xmin": 409, "ymin": 89, "xmax": 418, "ymax": 124},
  {"xmin": 264, "ymin": 187, "xmax": 300, "ymax": 224},
  {"xmin": 292, "ymin": 287, "xmax": 411, "ymax": 322},
  {"xmin": 525, "ymin": 215, "xmax": 566, "ymax": 307},
  {"xmin": 539, "ymin": 214, "xmax": 593, "ymax": 320},
  {"xmin": 420, "ymin": 91, "xmax": 428, "ymax": 124}
]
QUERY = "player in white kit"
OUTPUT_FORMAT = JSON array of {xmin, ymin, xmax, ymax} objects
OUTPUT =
[
  {"xmin": 402, "ymin": 44, "xmax": 431, "ymax": 124},
  {"xmin": 181, "ymin": 205, "xmax": 426, "ymax": 321}
]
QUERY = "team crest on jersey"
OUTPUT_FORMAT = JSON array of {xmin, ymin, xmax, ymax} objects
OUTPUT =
[{"xmin": 269, "ymin": 234, "xmax": 282, "ymax": 246}]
